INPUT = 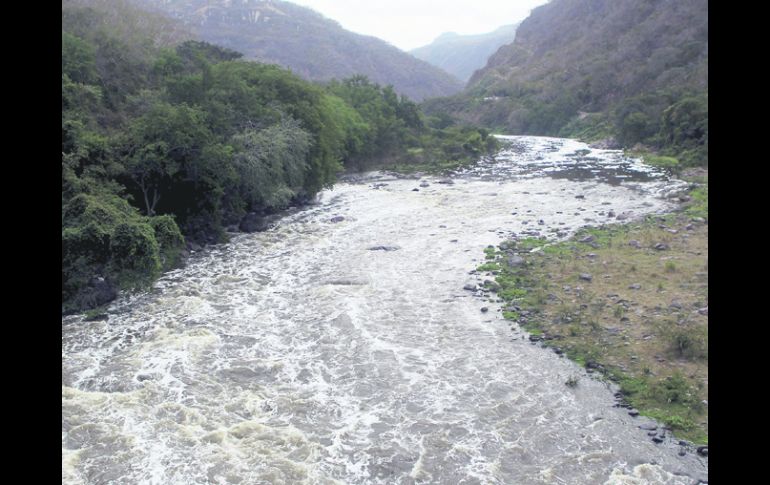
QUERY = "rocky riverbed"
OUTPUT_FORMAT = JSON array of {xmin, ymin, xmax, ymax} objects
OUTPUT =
[{"xmin": 63, "ymin": 136, "xmax": 707, "ymax": 484}]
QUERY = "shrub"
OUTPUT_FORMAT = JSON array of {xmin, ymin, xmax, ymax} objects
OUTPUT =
[
  {"xmin": 109, "ymin": 222, "xmax": 162, "ymax": 287},
  {"xmin": 150, "ymin": 215, "xmax": 185, "ymax": 270}
]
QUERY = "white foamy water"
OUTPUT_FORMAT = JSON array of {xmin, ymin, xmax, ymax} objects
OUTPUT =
[{"xmin": 62, "ymin": 136, "xmax": 707, "ymax": 484}]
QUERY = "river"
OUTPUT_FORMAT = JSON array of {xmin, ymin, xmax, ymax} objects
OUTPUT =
[{"xmin": 62, "ymin": 136, "xmax": 708, "ymax": 485}]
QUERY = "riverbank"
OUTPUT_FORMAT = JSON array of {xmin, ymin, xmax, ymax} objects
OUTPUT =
[{"xmin": 477, "ymin": 178, "xmax": 708, "ymax": 445}]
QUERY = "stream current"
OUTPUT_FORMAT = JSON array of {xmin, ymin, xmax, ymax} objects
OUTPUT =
[{"xmin": 62, "ymin": 136, "xmax": 708, "ymax": 485}]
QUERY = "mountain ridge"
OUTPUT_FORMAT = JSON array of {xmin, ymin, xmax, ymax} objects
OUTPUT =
[
  {"xmin": 137, "ymin": 0, "xmax": 463, "ymax": 101},
  {"xmin": 410, "ymin": 23, "xmax": 519, "ymax": 83}
]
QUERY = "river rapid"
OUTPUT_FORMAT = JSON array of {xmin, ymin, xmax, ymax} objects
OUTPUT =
[{"xmin": 62, "ymin": 136, "xmax": 708, "ymax": 485}]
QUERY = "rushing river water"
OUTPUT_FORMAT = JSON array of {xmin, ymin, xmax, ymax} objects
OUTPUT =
[{"xmin": 62, "ymin": 136, "xmax": 708, "ymax": 485}]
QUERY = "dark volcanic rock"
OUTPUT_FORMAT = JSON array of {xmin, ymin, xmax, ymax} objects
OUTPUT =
[
  {"xmin": 239, "ymin": 212, "xmax": 271, "ymax": 233},
  {"xmin": 368, "ymin": 245, "xmax": 401, "ymax": 251},
  {"xmin": 76, "ymin": 277, "xmax": 118, "ymax": 310}
]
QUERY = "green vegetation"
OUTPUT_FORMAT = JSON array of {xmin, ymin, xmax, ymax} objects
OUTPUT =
[
  {"xmin": 61, "ymin": 1, "xmax": 498, "ymax": 312},
  {"xmin": 480, "ymin": 186, "xmax": 708, "ymax": 443},
  {"xmin": 425, "ymin": 0, "xmax": 708, "ymax": 167},
  {"xmin": 145, "ymin": 0, "xmax": 463, "ymax": 102}
]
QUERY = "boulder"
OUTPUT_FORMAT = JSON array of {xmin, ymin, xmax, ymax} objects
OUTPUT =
[
  {"xmin": 239, "ymin": 212, "xmax": 271, "ymax": 233},
  {"xmin": 368, "ymin": 245, "xmax": 400, "ymax": 251}
]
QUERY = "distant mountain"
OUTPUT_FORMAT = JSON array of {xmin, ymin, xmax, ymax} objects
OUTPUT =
[
  {"xmin": 427, "ymin": 0, "xmax": 708, "ymax": 139},
  {"xmin": 138, "ymin": 0, "xmax": 463, "ymax": 101},
  {"xmin": 410, "ymin": 24, "xmax": 519, "ymax": 83}
]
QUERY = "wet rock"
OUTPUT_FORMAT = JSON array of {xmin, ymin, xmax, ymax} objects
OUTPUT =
[
  {"xmin": 697, "ymin": 446, "xmax": 708, "ymax": 457},
  {"xmin": 575, "ymin": 195, "xmax": 585, "ymax": 199},
  {"xmin": 481, "ymin": 307, "xmax": 489, "ymax": 313},
  {"xmin": 639, "ymin": 423, "xmax": 658, "ymax": 431},
  {"xmin": 187, "ymin": 241, "xmax": 203, "ymax": 252},
  {"xmin": 420, "ymin": 182, "xmax": 430, "ymax": 188},
  {"xmin": 589, "ymin": 138, "xmax": 620, "ymax": 150},
  {"xmin": 579, "ymin": 273, "xmax": 593, "ymax": 282},
  {"xmin": 239, "ymin": 212, "xmax": 271, "ymax": 233},
  {"xmin": 368, "ymin": 245, "xmax": 401, "ymax": 251},
  {"xmin": 330, "ymin": 216, "xmax": 345, "ymax": 223},
  {"xmin": 437, "ymin": 179, "xmax": 454, "ymax": 185},
  {"xmin": 84, "ymin": 312, "xmax": 109, "ymax": 322},
  {"xmin": 412, "ymin": 188, "xmax": 419, "ymax": 191},
  {"xmin": 463, "ymin": 284, "xmax": 477, "ymax": 291},
  {"xmin": 76, "ymin": 277, "xmax": 118, "ymax": 310},
  {"xmin": 607, "ymin": 210, "xmax": 616, "ymax": 218},
  {"xmin": 652, "ymin": 436, "xmax": 665, "ymax": 444},
  {"xmin": 628, "ymin": 410, "xmax": 640, "ymax": 417}
]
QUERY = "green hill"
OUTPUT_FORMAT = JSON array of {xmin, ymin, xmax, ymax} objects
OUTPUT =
[
  {"xmin": 425, "ymin": 0, "xmax": 708, "ymax": 166},
  {"xmin": 138, "ymin": 0, "xmax": 463, "ymax": 101}
]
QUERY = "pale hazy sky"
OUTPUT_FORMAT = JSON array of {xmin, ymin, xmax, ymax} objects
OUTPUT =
[{"xmin": 288, "ymin": 0, "xmax": 550, "ymax": 51}]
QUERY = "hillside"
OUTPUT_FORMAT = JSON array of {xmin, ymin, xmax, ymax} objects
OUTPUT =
[
  {"xmin": 410, "ymin": 24, "xmax": 519, "ymax": 83},
  {"xmin": 137, "ymin": 0, "xmax": 463, "ymax": 101},
  {"xmin": 426, "ymin": 0, "xmax": 708, "ymax": 166}
]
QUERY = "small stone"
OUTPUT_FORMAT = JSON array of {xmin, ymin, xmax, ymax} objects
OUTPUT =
[
  {"xmin": 481, "ymin": 307, "xmax": 489, "ymax": 313},
  {"xmin": 330, "ymin": 216, "xmax": 345, "ymax": 223},
  {"xmin": 575, "ymin": 195, "xmax": 585, "ymax": 199},
  {"xmin": 629, "ymin": 240, "xmax": 641, "ymax": 248},
  {"xmin": 368, "ymin": 245, "xmax": 400, "ymax": 251},
  {"xmin": 628, "ymin": 410, "xmax": 639, "ymax": 417},
  {"xmin": 463, "ymin": 284, "xmax": 477, "ymax": 291},
  {"xmin": 629, "ymin": 284, "xmax": 641, "ymax": 290},
  {"xmin": 579, "ymin": 273, "xmax": 593, "ymax": 282},
  {"xmin": 697, "ymin": 446, "xmax": 708, "ymax": 457},
  {"xmin": 654, "ymin": 243, "xmax": 669, "ymax": 251},
  {"xmin": 420, "ymin": 182, "xmax": 430, "ymax": 188},
  {"xmin": 412, "ymin": 188, "xmax": 419, "ymax": 191}
]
